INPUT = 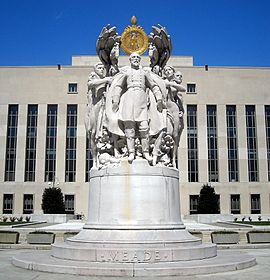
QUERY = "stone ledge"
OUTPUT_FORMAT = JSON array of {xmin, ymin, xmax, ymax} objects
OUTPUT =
[{"xmin": 12, "ymin": 250, "xmax": 256, "ymax": 277}]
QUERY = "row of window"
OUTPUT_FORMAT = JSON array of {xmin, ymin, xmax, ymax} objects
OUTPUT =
[
  {"xmin": 187, "ymin": 105, "xmax": 270, "ymax": 182},
  {"xmin": 2, "ymin": 192, "xmax": 262, "ymax": 215},
  {"xmin": 4, "ymin": 104, "xmax": 91, "ymax": 183},
  {"xmin": 67, "ymin": 83, "xmax": 197, "ymax": 95},
  {"xmin": 2, "ymin": 193, "xmax": 75, "ymax": 215},
  {"xmin": 4, "ymin": 104, "xmax": 270, "ymax": 183},
  {"xmin": 189, "ymin": 194, "xmax": 261, "ymax": 215}
]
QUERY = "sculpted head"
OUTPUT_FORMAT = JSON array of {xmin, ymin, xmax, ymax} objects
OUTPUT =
[
  {"xmin": 129, "ymin": 52, "xmax": 141, "ymax": 68},
  {"xmin": 174, "ymin": 71, "xmax": 183, "ymax": 84},
  {"xmin": 163, "ymin": 65, "xmax": 175, "ymax": 79},
  {"xmin": 152, "ymin": 65, "xmax": 161, "ymax": 76},
  {"xmin": 148, "ymin": 42, "xmax": 157, "ymax": 57},
  {"xmin": 94, "ymin": 62, "xmax": 106, "ymax": 78}
]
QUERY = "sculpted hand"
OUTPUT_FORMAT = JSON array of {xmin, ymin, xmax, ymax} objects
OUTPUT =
[
  {"xmin": 157, "ymin": 100, "xmax": 163, "ymax": 113},
  {"xmin": 112, "ymin": 102, "xmax": 119, "ymax": 113}
]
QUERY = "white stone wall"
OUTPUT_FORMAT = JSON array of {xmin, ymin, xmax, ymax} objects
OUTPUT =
[{"xmin": 0, "ymin": 57, "xmax": 270, "ymax": 217}]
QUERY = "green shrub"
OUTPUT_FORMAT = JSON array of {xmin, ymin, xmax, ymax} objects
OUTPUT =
[
  {"xmin": 211, "ymin": 231, "xmax": 238, "ymax": 234},
  {"xmin": 9, "ymin": 217, "xmax": 16, "ymax": 222},
  {"xmin": 17, "ymin": 216, "xmax": 23, "ymax": 222},
  {"xmin": 41, "ymin": 187, "xmax": 65, "ymax": 214},
  {"xmin": 0, "ymin": 230, "xmax": 19, "ymax": 234},
  {"xmin": 197, "ymin": 184, "xmax": 219, "ymax": 214},
  {"xmin": 247, "ymin": 230, "xmax": 270, "ymax": 234},
  {"xmin": 28, "ymin": 231, "xmax": 54, "ymax": 235},
  {"xmin": 25, "ymin": 216, "xmax": 31, "ymax": 222}
]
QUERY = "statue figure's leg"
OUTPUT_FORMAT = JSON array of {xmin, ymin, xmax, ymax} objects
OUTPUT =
[
  {"xmin": 152, "ymin": 130, "xmax": 166, "ymax": 166},
  {"xmin": 91, "ymin": 133, "xmax": 98, "ymax": 169},
  {"xmin": 112, "ymin": 134, "xmax": 121, "ymax": 158},
  {"xmin": 124, "ymin": 121, "xmax": 135, "ymax": 164},
  {"xmin": 139, "ymin": 121, "xmax": 152, "ymax": 164},
  {"xmin": 172, "ymin": 134, "xmax": 180, "ymax": 168},
  {"xmin": 96, "ymin": 105, "xmax": 104, "ymax": 138}
]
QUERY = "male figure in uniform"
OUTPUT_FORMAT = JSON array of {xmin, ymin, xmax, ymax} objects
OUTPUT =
[{"xmin": 111, "ymin": 52, "xmax": 163, "ymax": 163}]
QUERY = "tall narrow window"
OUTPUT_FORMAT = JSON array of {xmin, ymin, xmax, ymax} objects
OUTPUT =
[
  {"xmin": 207, "ymin": 105, "xmax": 219, "ymax": 182},
  {"xmin": 65, "ymin": 105, "xmax": 77, "ymax": 182},
  {"xmin": 230, "ymin": 194, "xmax": 240, "ymax": 214},
  {"xmin": 23, "ymin": 194, "xmax": 34, "ymax": 214},
  {"xmin": 250, "ymin": 194, "xmax": 261, "ymax": 214},
  {"xmin": 246, "ymin": 105, "xmax": 258, "ymax": 181},
  {"xmin": 85, "ymin": 136, "xmax": 93, "ymax": 182},
  {"xmin": 45, "ymin": 105, "xmax": 58, "ymax": 182},
  {"xmin": 187, "ymin": 105, "xmax": 198, "ymax": 182},
  {"xmin": 265, "ymin": 106, "xmax": 270, "ymax": 181},
  {"xmin": 5, "ymin": 105, "xmax": 19, "ymax": 181},
  {"xmin": 65, "ymin": 194, "xmax": 75, "ymax": 214},
  {"xmin": 3, "ymin": 194, "xmax": 14, "ymax": 214},
  {"xmin": 25, "ymin": 105, "xmax": 38, "ymax": 181},
  {"xmin": 226, "ymin": 105, "xmax": 239, "ymax": 182}
]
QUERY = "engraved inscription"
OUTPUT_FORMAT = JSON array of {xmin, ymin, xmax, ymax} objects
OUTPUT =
[{"xmin": 96, "ymin": 250, "xmax": 170, "ymax": 263}]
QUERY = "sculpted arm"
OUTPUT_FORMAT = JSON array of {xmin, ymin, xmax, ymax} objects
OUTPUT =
[
  {"xmin": 165, "ymin": 80, "xmax": 186, "ymax": 92},
  {"xmin": 111, "ymin": 74, "xmax": 126, "ymax": 112},
  {"xmin": 146, "ymin": 74, "xmax": 164, "ymax": 112},
  {"xmin": 88, "ymin": 75, "xmax": 112, "ymax": 90}
]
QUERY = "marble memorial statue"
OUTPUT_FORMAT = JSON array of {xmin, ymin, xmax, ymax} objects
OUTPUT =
[
  {"xmin": 85, "ymin": 18, "xmax": 185, "ymax": 169},
  {"xmin": 12, "ymin": 17, "xmax": 256, "ymax": 277}
]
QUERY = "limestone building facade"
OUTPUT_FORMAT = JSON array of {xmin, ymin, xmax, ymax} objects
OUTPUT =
[{"xmin": 1, "ymin": 55, "xmax": 270, "ymax": 217}]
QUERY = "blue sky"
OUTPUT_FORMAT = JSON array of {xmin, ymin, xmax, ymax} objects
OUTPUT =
[{"xmin": 1, "ymin": 0, "xmax": 270, "ymax": 67}]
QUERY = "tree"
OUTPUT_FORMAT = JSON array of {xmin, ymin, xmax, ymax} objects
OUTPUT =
[
  {"xmin": 197, "ymin": 184, "xmax": 219, "ymax": 214},
  {"xmin": 41, "ymin": 187, "xmax": 65, "ymax": 214}
]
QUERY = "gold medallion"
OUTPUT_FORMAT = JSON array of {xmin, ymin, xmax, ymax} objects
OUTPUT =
[{"xmin": 121, "ymin": 16, "xmax": 149, "ymax": 55}]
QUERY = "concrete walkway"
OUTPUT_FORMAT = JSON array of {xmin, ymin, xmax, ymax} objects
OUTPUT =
[{"xmin": 1, "ymin": 248, "xmax": 270, "ymax": 280}]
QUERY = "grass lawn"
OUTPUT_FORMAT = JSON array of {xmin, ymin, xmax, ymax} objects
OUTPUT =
[
  {"xmin": 0, "ymin": 221, "xmax": 29, "ymax": 226},
  {"xmin": 235, "ymin": 221, "xmax": 270, "ymax": 226}
]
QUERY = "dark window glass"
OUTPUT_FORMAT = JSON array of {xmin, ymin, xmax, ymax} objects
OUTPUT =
[
  {"xmin": 187, "ymin": 105, "xmax": 198, "ymax": 182},
  {"xmin": 226, "ymin": 105, "xmax": 239, "ymax": 182},
  {"xmin": 207, "ymin": 105, "xmax": 219, "ymax": 182},
  {"xmin": 65, "ymin": 195, "xmax": 75, "ymax": 214},
  {"xmin": 245, "ymin": 105, "xmax": 258, "ymax": 181},
  {"xmin": 231, "ymin": 194, "xmax": 240, "ymax": 214},
  {"xmin": 85, "ymin": 136, "xmax": 93, "ymax": 182},
  {"xmin": 65, "ymin": 105, "xmax": 77, "ymax": 182},
  {"xmin": 23, "ymin": 194, "xmax": 34, "ymax": 214},
  {"xmin": 25, "ymin": 105, "xmax": 38, "ymax": 181},
  {"xmin": 187, "ymin": 83, "xmax": 196, "ymax": 94},
  {"xmin": 5, "ymin": 105, "xmax": 19, "ymax": 181},
  {"xmin": 3, "ymin": 194, "xmax": 13, "ymax": 214},
  {"xmin": 189, "ymin": 195, "xmax": 199, "ymax": 214},
  {"xmin": 68, "ymin": 83, "xmax": 78, "ymax": 94},
  {"xmin": 251, "ymin": 194, "xmax": 261, "ymax": 214},
  {"xmin": 45, "ymin": 105, "xmax": 58, "ymax": 182},
  {"xmin": 265, "ymin": 106, "xmax": 270, "ymax": 181}
]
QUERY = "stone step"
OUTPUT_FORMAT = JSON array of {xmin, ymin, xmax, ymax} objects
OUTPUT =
[
  {"xmin": 51, "ymin": 242, "xmax": 217, "ymax": 262},
  {"xmin": 12, "ymin": 250, "xmax": 256, "ymax": 277}
]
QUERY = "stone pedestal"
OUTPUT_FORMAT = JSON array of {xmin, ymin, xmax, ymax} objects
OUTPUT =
[
  {"xmin": 12, "ymin": 159, "xmax": 256, "ymax": 276},
  {"xmin": 51, "ymin": 159, "xmax": 216, "ymax": 263}
]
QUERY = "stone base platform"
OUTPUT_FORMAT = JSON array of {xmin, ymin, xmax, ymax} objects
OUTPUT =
[
  {"xmin": 12, "ymin": 160, "xmax": 256, "ymax": 276},
  {"xmin": 12, "ymin": 250, "xmax": 256, "ymax": 277}
]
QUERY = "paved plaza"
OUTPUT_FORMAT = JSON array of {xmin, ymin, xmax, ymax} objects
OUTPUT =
[{"xmin": 0, "ymin": 247, "xmax": 269, "ymax": 280}]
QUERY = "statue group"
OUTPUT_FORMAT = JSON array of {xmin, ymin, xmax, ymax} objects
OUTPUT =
[{"xmin": 85, "ymin": 20, "xmax": 185, "ymax": 169}]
